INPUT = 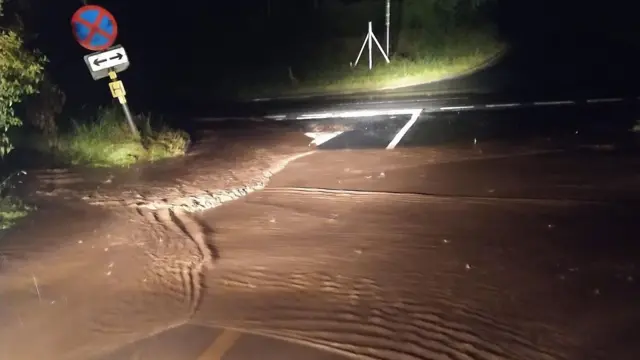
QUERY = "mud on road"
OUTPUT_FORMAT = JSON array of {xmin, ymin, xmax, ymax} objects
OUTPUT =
[
  {"xmin": 19, "ymin": 122, "xmax": 314, "ymax": 211},
  {"xmin": 1, "ymin": 124, "xmax": 640, "ymax": 360},
  {"xmin": 192, "ymin": 147, "xmax": 640, "ymax": 360},
  {"xmin": 1, "ymin": 124, "xmax": 316, "ymax": 359}
]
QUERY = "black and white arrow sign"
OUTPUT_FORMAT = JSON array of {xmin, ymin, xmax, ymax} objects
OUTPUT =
[{"xmin": 87, "ymin": 46, "xmax": 129, "ymax": 72}]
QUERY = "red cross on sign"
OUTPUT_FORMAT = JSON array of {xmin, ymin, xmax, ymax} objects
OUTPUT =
[{"xmin": 71, "ymin": 5, "xmax": 119, "ymax": 51}]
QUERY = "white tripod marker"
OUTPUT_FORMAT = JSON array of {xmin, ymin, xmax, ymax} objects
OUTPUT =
[{"xmin": 353, "ymin": 21, "xmax": 391, "ymax": 70}]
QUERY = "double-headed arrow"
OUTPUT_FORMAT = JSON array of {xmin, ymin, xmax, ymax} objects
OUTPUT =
[{"xmin": 92, "ymin": 52, "xmax": 124, "ymax": 67}]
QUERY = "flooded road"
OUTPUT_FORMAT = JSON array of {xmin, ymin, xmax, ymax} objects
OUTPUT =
[
  {"xmin": 191, "ymin": 146, "xmax": 640, "ymax": 360},
  {"xmin": 1, "ymin": 103, "xmax": 639, "ymax": 359}
]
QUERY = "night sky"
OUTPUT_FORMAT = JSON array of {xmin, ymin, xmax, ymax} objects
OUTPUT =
[{"xmin": 11, "ymin": 0, "xmax": 640, "ymax": 112}]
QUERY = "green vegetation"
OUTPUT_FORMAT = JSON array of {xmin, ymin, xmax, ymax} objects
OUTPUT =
[
  {"xmin": 48, "ymin": 106, "xmax": 190, "ymax": 168},
  {"xmin": 0, "ymin": 14, "xmax": 46, "ymax": 159},
  {"xmin": 235, "ymin": 0, "xmax": 504, "ymax": 98},
  {"xmin": 245, "ymin": 31, "xmax": 503, "ymax": 98},
  {"xmin": 0, "ymin": 171, "xmax": 32, "ymax": 230}
]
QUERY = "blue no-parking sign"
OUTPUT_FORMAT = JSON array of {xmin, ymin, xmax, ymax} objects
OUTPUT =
[{"xmin": 71, "ymin": 5, "xmax": 118, "ymax": 51}]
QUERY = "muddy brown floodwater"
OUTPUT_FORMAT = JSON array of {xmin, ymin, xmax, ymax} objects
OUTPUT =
[{"xmin": 1, "ymin": 125, "xmax": 639, "ymax": 360}]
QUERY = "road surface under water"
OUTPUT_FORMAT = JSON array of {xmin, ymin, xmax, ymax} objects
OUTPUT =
[{"xmin": 1, "ymin": 104, "xmax": 639, "ymax": 360}]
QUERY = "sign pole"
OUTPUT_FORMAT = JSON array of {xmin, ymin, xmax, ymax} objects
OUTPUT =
[
  {"xmin": 368, "ymin": 21, "xmax": 373, "ymax": 70},
  {"xmin": 353, "ymin": 30, "xmax": 370, "ymax": 69},
  {"xmin": 385, "ymin": 0, "xmax": 391, "ymax": 56},
  {"xmin": 108, "ymin": 70, "xmax": 138, "ymax": 137},
  {"xmin": 121, "ymin": 102, "xmax": 137, "ymax": 137}
]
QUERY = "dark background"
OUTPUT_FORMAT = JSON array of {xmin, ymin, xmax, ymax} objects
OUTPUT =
[{"xmin": 9, "ymin": 0, "xmax": 640, "ymax": 113}]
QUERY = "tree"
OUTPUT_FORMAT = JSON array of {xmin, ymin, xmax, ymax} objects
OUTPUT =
[
  {"xmin": 399, "ymin": 0, "xmax": 494, "ymax": 33},
  {"xmin": 0, "ymin": 0, "xmax": 46, "ymax": 158}
]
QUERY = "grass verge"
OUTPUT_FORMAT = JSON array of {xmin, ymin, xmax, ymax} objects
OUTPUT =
[
  {"xmin": 51, "ymin": 106, "xmax": 190, "ymax": 168},
  {"xmin": 0, "ymin": 171, "xmax": 33, "ymax": 230},
  {"xmin": 240, "ymin": 30, "xmax": 505, "ymax": 99},
  {"xmin": 0, "ymin": 197, "xmax": 32, "ymax": 230}
]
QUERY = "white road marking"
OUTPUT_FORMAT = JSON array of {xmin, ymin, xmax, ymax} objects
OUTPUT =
[
  {"xmin": 225, "ymin": 94, "xmax": 640, "ymax": 123},
  {"xmin": 532, "ymin": 100, "xmax": 574, "ymax": 106},
  {"xmin": 485, "ymin": 103, "xmax": 520, "ymax": 108},
  {"xmin": 348, "ymin": 97, "xmax": 464, "ymax": 107},
  {"xmin": 295, "ymin": 108, "xmax": 421, "ymax": 120},
  {"xmin": 264, "ymin": 114, "xmax": 286, "ymax": 121},
  {"xmin": 586, "ymin": 97, "xmax": 623, "ymax": 103},
  {"xmin": 439, "ymin": 105, "xmax": 475, "ymax": 111},
  {"xmin": 386, "ymin": 110, "xmax": 423, "ymax": 150},
  {"xmin": 304, "ymin": 131, "xmax": 345, "ymax": 146},
  {"xmin": 296, "ymin": 112, "xmax": 335, "ymax": 120}
]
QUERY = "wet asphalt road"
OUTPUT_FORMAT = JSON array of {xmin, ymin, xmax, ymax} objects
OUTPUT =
[
  {"xmin": 95, "ymin": 325, "xmax": 348, "ymax": 360},
  {"xmin": 262, "ymin": 98, "xmax": 640, "ymax": 152},
  {"xmin": 191, "ymin": 90, "xmax": 640, "ymax": 121}
]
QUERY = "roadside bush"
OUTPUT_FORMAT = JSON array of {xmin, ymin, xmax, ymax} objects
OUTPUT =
[
  {"xmin": 53, "ymin": 105, "xmax": 190, "ymax": 167},
  {"xmin": 0, "ymin": 29, "xmax": 46, "ymax": 159},
  {"xmin": 145, "ymin": 125, "xmax": 190, "ymax": 159},
  {"xmin": 24, "ymin": 75, "xmax": 65, "ymax": 141},
  {"xmin": 0, "ymin": 170, "xmax": 32, "ymax": 230},
  {"xmin": 1, "ymin": 1, "xmax": 47, "ymax": 228}
]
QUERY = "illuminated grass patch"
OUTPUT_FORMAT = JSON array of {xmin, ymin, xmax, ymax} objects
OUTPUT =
[
  {"xmin": 242, "ymin": 30, "xmax": 505, "ymax": 99},
  {"xmin": 54, "ymin": 106, "xmax": 190, "ymax": 168},
  {"xmin": 0, "ymin": 197, "xmax": 32, "ymax": 230},
  {"xmin": 0, "ymin": 171, "xmax": 32, "ymax": 230}
]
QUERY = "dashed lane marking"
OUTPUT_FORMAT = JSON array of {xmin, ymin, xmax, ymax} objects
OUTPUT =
[
  {"xmin": 586, "ymin": 97, "xmax": 623, "ymax": 103},
  {"xmin": 264, "ymin": 114, "xmax": 286, "ymax": 121},
  {"xmin": 251, "ymin": 95, "xmax": 640, "ymax": 122},
  {"xmin": 196, "ymin": 329, "xmax": 242, "ymax": 360},
  {"xmin": 295, "ymin": 108, "xmax": 421, "ymax": 120},
  {"xmin": 439, "ymin": 105, "xmax": 476, "ymax": 111},
  {"xmin": 532, "ymin": 100, "xmax": 575, "ymax": 106},
  {"xmin": 485, "ymin": 103, "xmax": 520, "ymax": 108}
]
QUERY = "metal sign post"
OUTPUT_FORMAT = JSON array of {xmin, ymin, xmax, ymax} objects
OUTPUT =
[
  {"xmin": 385, "ymin": 0, "xmax": 391, "ymax": 56},
  {"xmin": 107, "ymin": 70, "xmax": 138, "ymax": 137},
  {"xmin": 353, "ymin": 21, "xmax": 390, "ymax": 70},
  {"xmin": 71, "ymin": 5, "xmax": 138, "ymax": 138}
]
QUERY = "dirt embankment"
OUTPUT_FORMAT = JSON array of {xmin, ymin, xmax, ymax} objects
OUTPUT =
[{"xmin": 18, "ymin": 124, "xmax": 315, "ymax": 212}]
